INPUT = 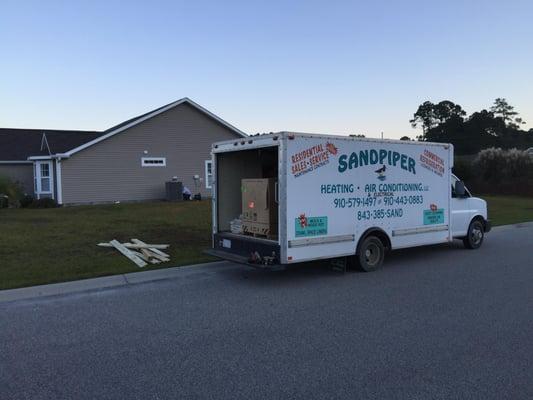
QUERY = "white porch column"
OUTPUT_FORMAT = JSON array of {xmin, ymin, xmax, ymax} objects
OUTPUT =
[{"xmin": 56, "ymin": 158, "xmax": 63, "ymax": 205}]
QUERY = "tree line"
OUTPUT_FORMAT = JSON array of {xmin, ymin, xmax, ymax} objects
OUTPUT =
[{"xmin": 406, "ymin": 98, "xmax": 533, "ymax": 155}]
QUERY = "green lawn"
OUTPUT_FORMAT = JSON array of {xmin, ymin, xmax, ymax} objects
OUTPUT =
[
  {"xmin": 0, "ymin": 201, "xmax": 215, "ymax": 290},
  {"xmin": 484, "ymin": 195, "xmax": 533, "ymax": 226},
  {"xmin": 0, "ymin": 195, "xmax": 532, "ymax": 290}
]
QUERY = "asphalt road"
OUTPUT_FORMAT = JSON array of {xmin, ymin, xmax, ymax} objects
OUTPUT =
[{"xmin": 1, "ymin": 223, "xmax": 532, "ymax": 400}]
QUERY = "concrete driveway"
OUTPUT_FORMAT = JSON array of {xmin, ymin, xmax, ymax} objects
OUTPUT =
[{"xmin": 1, "ymin": 223, "xmax": 532, "ymax": 399}]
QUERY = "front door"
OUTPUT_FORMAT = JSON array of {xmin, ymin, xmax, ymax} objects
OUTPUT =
[
  {"xmin": 450, "ymin": 175, "xmax": 470, "ymax": 237},
  {"xmin": 34, "ymin": 161, "xmax": 54, "ymax": 199}
]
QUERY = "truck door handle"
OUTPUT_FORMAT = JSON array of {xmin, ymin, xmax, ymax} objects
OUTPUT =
[{"xmin": 275, "ymin": 182, "xmax": 279, "ymax": 204}]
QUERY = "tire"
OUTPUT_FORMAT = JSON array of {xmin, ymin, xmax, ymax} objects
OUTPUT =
[
  {"xmin": 355, "ymin": 236, "xmax": 385, "ymax": 272},
  {"xmin": 463, "ymin": 220, "xmax": 485, "ymax": 249}
]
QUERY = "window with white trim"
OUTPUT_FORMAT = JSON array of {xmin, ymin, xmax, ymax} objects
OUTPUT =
[
  {"xmin": 141, "ymin": 157, "xmax": 166, "ymax": 167},
  {"xmin": 205, "ymin": 160, "xmax": 213, "ymax": 189},
  {"xmin": 40, "ymin": 163, "xmax": 51, "ymax": 191},
  {"xmin": 34, "ymin": 160, "xmax": 54, "ymax": 199}
]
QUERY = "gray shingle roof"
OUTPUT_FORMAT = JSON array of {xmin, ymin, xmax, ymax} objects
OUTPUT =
[{"xmin": 0, "ymin": 128, "xmax": 103, "ymax": 161}]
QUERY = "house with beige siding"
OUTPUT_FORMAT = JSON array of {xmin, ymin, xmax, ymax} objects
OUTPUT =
[{"xmin": 0, "ymin": 98, "xmax": 246, "ymax": 204}]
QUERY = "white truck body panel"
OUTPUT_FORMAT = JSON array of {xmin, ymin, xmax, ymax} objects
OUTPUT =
[{"xmin": 283, "ymin": 133, "xmax": 452, "ymax": 263}]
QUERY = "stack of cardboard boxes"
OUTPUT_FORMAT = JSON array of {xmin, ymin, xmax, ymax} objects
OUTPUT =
[{"xmin": 241, "ymin": 178, "xmax": 278, "ymax": 238}]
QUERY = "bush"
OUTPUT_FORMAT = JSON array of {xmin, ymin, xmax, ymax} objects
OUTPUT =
[
  {"xmin": 0, "ymin": 175, "xmax": 24, "ymax": 207},
  {"xmin": 19, "ymin": 195, "xmax": 35, "ymax": 208},
  {"xmin": 474, "ymin": 147, "xmax": 533, "ymax": 181},
  {"xmin": 28, "ymin": 198, "xmax": 58, "ymax": 209},
  {"xmin": 0, "ymin": 176, "xmax": 60, "ymax": 208},
  {"xmin": 470, "ymin": 148, "xmax": 533, "ymax": 196}
]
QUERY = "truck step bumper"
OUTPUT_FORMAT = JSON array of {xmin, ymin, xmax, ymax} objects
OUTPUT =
[{"xmin": 204, "ymin": 249, "xmax": 285, "ymax": 271}]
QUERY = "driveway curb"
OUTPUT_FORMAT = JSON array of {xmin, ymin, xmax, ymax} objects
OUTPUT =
[{"xmin": 0, "ymin": 261, "xmax": 230, "ymax": 304}]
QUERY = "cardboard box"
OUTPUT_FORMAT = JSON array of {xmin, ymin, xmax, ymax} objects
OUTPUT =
[
  {"xmin": 241, "ymin": 178, "xmax": 278, "ymax": 236},
  {"xmin": 242, "ymin": 221, "xmax": 273, "ymax": 236}
]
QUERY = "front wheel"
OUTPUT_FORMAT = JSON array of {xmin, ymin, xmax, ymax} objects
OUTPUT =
[
  {"xmin": 463, "ymin": 220, "xmax": 485, "ymax": 249},
  {"xmin": 354, "ymin": 236, "xmax": 385, "ymax": 272}
]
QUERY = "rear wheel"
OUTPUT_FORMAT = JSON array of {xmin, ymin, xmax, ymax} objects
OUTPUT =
[
  {"xmin": 463, "ymin": 220, "xmax": 484, "ymax": 249},
  {"xmin": 355, "ymin": 236, "xmax": 385, "ymax": 272}
]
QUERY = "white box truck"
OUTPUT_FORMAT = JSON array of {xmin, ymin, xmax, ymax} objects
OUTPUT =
[{"xmin": 208, "ymin": 132, "xmax": 491, "ymax": 271}]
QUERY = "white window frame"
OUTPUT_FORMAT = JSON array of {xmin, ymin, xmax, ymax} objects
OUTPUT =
[
  {"xmin": 141, "ymin": 157, "xmax": 166, "ymax": 167},
  {"xmin": 205, "ymin": 160, "xmax": 213, "ymax": 189},
  {"xmin": 34, "ymin": 160, "xmax": 54, "ymax": 199}
]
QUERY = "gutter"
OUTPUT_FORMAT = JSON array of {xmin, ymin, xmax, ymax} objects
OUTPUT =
[{"xmin": 27, "ymin": 153, "xmax": 71, "ymax": 161}]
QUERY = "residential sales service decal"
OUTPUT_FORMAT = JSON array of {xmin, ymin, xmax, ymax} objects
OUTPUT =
[{"xmin": 291, "ymin": 142, "xmax": 338, "ymax": 178}]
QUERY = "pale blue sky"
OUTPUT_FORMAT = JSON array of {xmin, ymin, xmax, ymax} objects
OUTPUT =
[{"xmin": 1, "ymin": 0, "xmax": 532, "ymax": 139}]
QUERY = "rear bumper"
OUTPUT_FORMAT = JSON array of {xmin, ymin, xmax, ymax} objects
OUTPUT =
[
  {"xmin": 204, "ymin": 248, "xmax": 285, "ymax": 270},
  {"xmin": 484, "ymin": 219, "xmax": 492, "ymax": 233},
  {"xmin": 209, "ymin": 232, "xmax": 284, "ymax": 270}
]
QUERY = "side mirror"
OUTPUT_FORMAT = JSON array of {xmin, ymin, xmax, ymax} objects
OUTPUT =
[{"xmin": 455, "ymin": 180, "xmax": 466, "ymax": 197}]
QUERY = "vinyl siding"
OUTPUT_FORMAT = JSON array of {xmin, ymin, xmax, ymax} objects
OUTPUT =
[
  {"xmin": 60, "ymin": 103, "xmax": 242, "ymax": 204},
  {"xmin": 0, "ymin": 163, "xmax": 34, "ymax": 196}
]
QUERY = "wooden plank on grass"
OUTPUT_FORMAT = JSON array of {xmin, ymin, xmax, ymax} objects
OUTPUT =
[
  {"xmin": 131, "ymin": 239, "xmax": 170, "ymax": 258},
  {"xmin": 130, "ymin": 249, "xmax": 150, "ymax": 263},
  {"xmin": 109, "ymin": 240, "xmax": 147, "ymax": 268},
  {"xmin": 143, "ymin": 249, "xmax": 169, "ymax": 262},
  {"xmin": 140, "ymin": 248, "xmax": 163, "ymax": 264},
  {"xmin": 97, "ymin": 243, "xmax": 169, "ymax": 250},
  {"xmin": 140, "ymin": 248, "xmax": 152, "ymax": 259}
]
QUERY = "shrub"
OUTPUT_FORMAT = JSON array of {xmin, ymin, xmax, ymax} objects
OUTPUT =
[
  {"xmin": 0, "ymin": 175, "xmax": 24, "ymax": 206},
  {"xmin": 19, "ymin": 195, "xmax": 35, "ymax": 208},
  {"xmin": 28, "ymin": 198, "xmax": 58, "ymax": 209},
  {"xmin": 470, "ymin": 148, "xmax": 533, "ymax": 196},
  {"xmin": 473, "ymin": 147, "xmax": 533, "ymax": 181}
]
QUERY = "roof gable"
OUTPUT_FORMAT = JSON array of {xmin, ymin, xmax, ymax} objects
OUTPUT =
[
  {"xmin": 0, "ymin": 98, "xmax": 246, "ymax": 161},
  {"xmin": 63, "ymin": 98, "xmax": 247, "ymax": 157}
]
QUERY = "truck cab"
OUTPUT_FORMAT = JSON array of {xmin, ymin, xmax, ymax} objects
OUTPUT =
[{"xmin": 451, "ymin": 174, "xmax": 491, "ymax": 248}]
